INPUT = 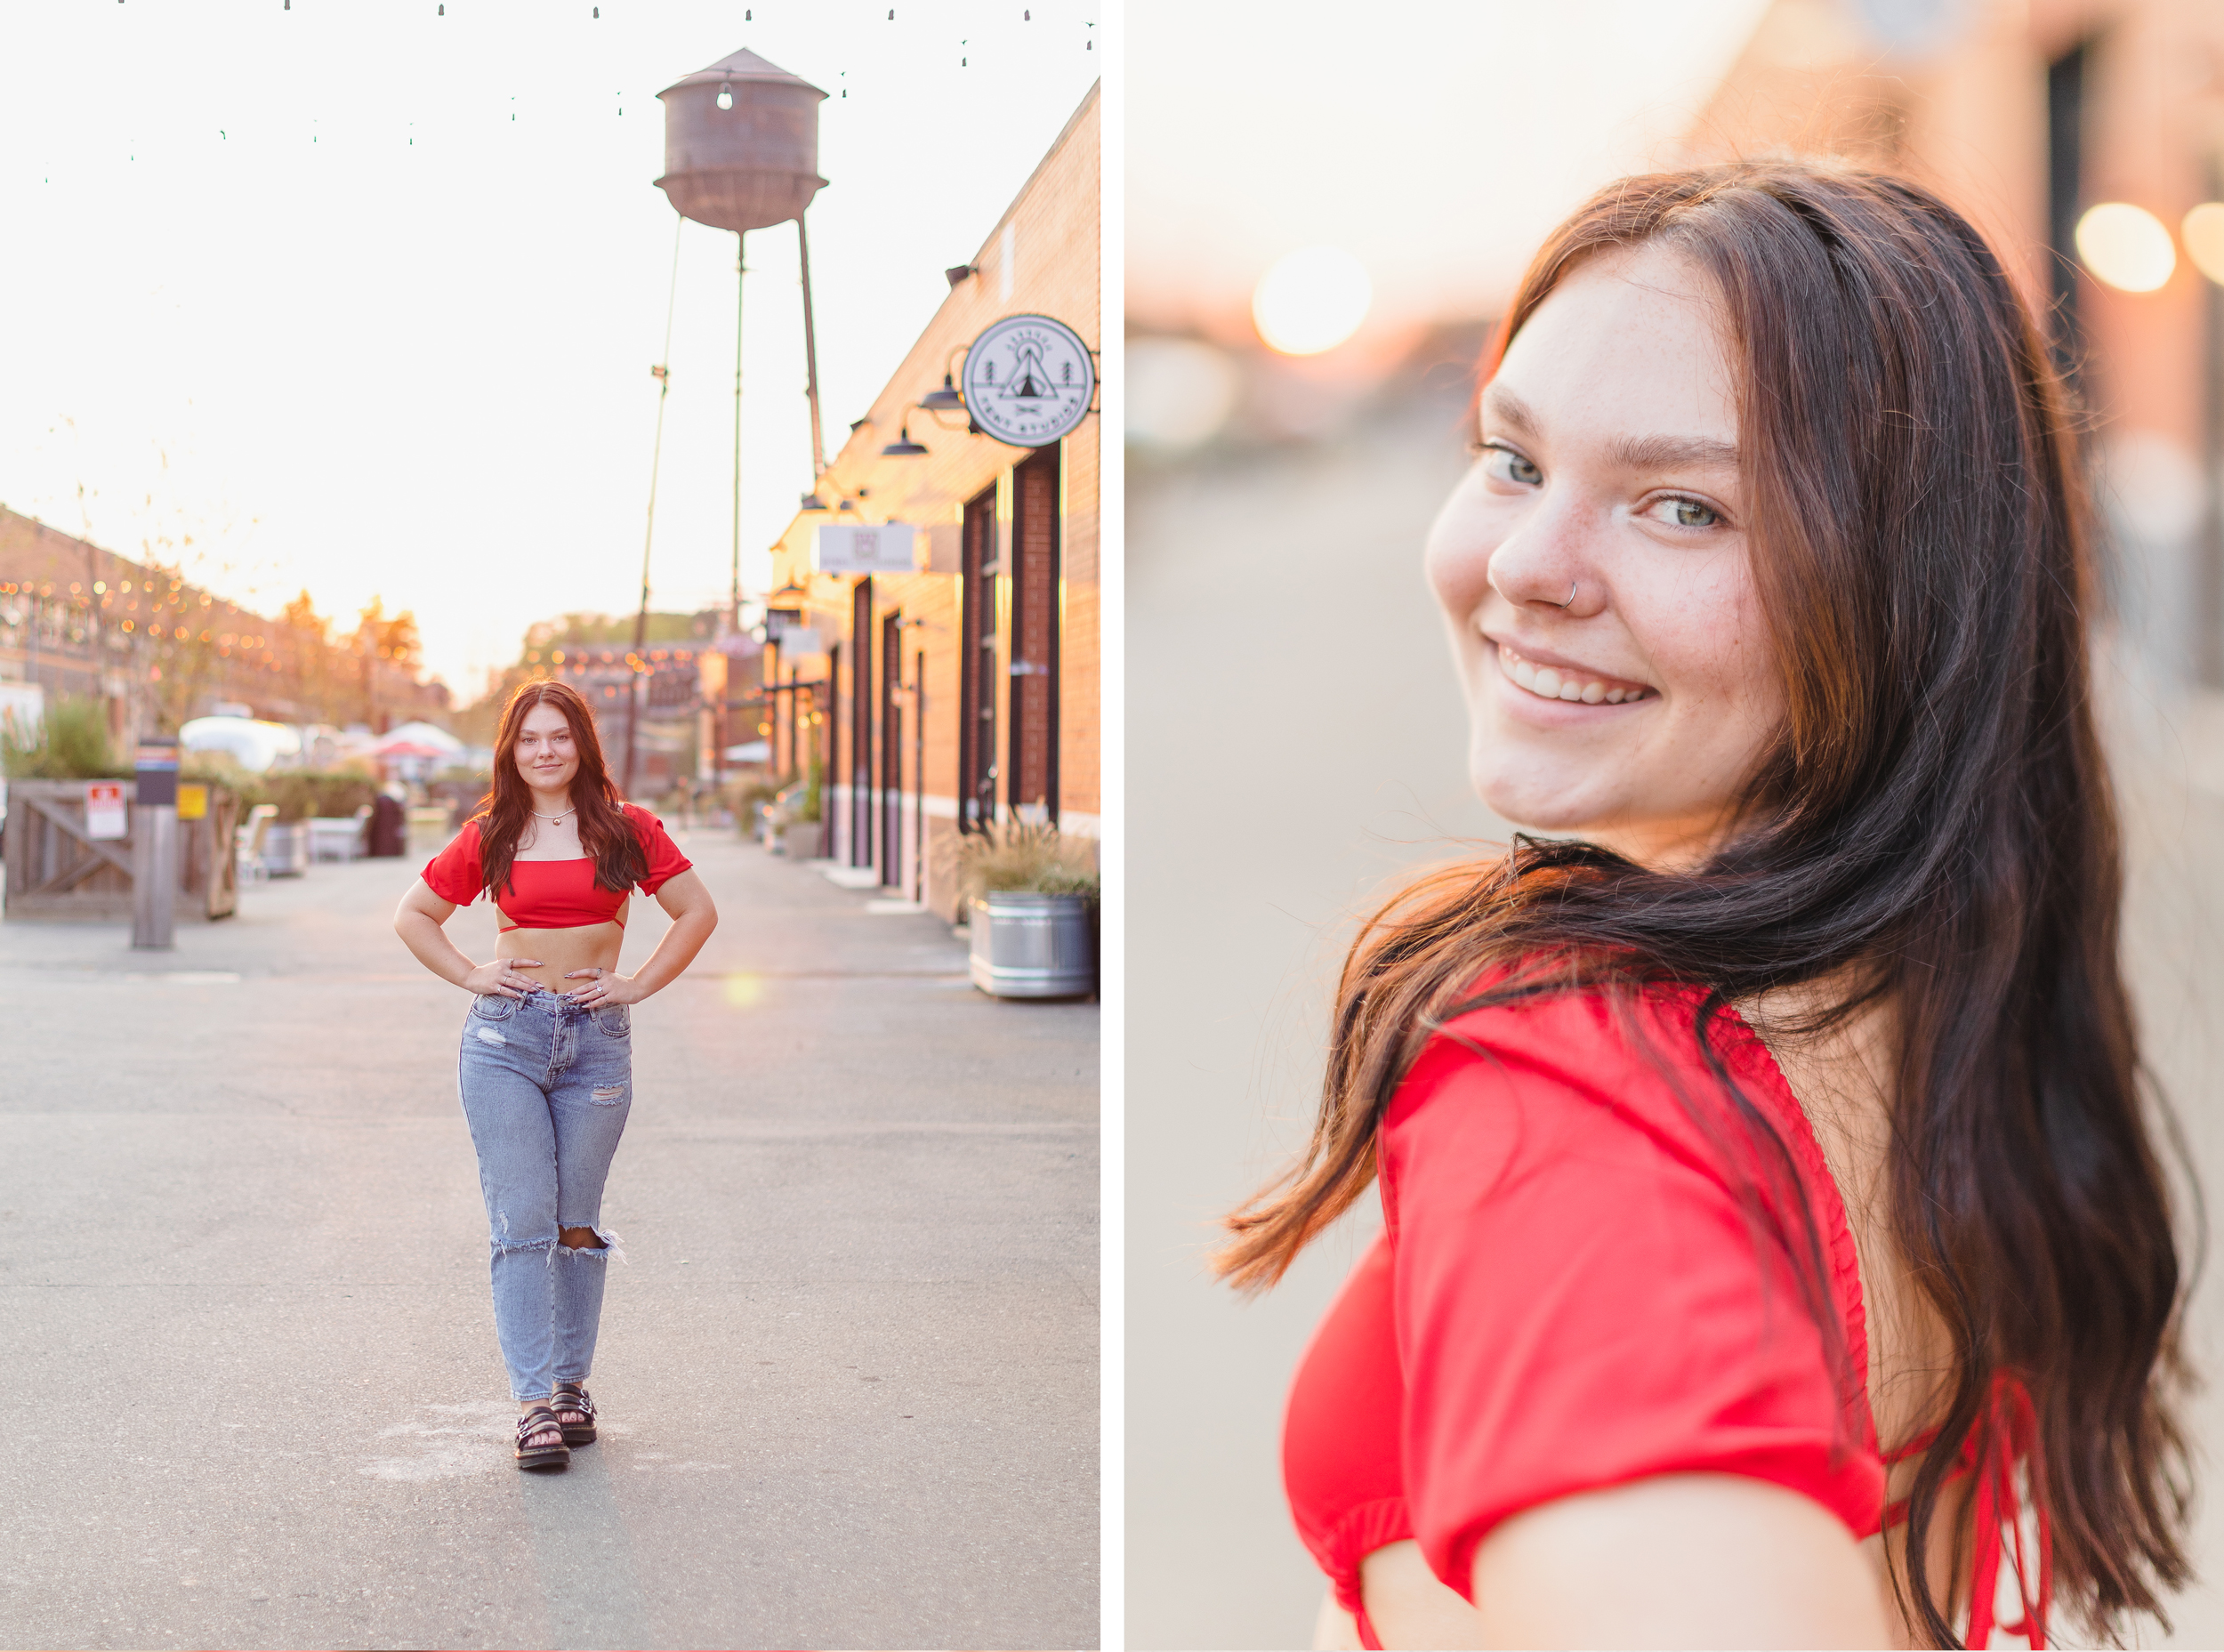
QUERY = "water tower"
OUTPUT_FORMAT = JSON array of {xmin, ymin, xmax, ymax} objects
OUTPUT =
[
  {"xmin": 656, "ymin": 47, "xmax": 832, "ymax": 625},
  {"xmin": 632, "ymin": 47, "xmax": 829, "ymax": 793}
]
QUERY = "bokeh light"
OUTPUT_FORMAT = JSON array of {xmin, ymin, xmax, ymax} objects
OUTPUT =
[
  {"xmin": 1125, "ymin": 337, "xmax": 1242, "ymax": 452},
  {"xmin": 2181, "ymin": 203, "xmax": 2224, "ymax": 286},
  {"xmin": 2075, "ymin": 203, "xmax": 2176, "ymax": 293},
  {"xmin": 1251, "ymin": 246, "xmax": 1373, "ymax": 356}
]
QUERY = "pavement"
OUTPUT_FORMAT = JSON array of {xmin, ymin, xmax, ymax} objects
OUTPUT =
[{"xmin": 0, "ymin": 826, "xmax": 1099, "ymax": 1652}]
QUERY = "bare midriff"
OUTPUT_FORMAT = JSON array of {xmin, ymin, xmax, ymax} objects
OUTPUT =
[{"xmin": 496, "ymin": 913, "xmax": 626, "ymax": 992}]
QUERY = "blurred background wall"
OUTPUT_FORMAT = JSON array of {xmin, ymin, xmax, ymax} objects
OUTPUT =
[{"xmin": 1127, "ymin": 2, "xmax": 2224, "ymax": 1646}]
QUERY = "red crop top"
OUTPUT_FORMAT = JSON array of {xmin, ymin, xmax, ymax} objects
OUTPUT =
[
  {"xmin": 420, "ymin": 803, "xmax": 692, "ymax": 931},
  {"xmin": 1282, "ymin": 984, "xmax": 2049, "ymax": 1649}
]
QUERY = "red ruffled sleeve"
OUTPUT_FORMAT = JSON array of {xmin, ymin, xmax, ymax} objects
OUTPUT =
[
  {"xmin": 1379, "ymin": 986, "xmax": 1882, "ymax": 1602},
  {"xmin": 420, "ymin": 818, "xmax": 485, "ymax": 907},
  {"xmin": 624, "ymin": 803, "xmax": 693, "ymax": 894}
]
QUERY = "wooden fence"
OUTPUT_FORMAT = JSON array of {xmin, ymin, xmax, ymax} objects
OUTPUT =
[{"xmin": 2, "ymin": 779, "xmax": 239, "ymax": 923}]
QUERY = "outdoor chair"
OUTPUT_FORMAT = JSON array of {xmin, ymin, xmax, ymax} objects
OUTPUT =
[
  {"xmin": 310, "ymin": 803, "xmax": 374, "ymax": 862},
  {"xmin": 236, "ymin": 803, "xmax": 278, "ymax": 885}
]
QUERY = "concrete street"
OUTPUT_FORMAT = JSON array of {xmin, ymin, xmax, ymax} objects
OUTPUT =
[{"xmin": 0, "ymin": 826, "xmax": 1099, "ymax": 1652}]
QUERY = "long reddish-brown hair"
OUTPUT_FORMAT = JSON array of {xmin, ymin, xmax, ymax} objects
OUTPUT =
[
  {"xmin": 1219, "ymin": 160, "xmax": 2189, "ymax": 1644},
  {"xmin": 475, "ymin": 680, "xmax": 644, "ymax": 899}
]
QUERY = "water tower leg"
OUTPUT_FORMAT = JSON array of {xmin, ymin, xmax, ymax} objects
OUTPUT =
[
  {"xmin": 798, "ymin": 214, "xmax": 826, "ymax": 479},
  {"xmin": 731, "ymin": 230, "xmax": 746, "ymax": 635}
]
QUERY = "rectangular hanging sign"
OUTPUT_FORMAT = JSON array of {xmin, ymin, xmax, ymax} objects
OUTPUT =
[{"xmin": 813, "ymin": 523, "xmax": 920, "ymax": 575}]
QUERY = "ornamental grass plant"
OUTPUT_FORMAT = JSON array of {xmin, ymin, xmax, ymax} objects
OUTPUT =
[
  {"xmin": 953, "ymin": 818, "xmax": 1100, "ymax": 903},
  {"xmin": 725, "ymin": 774, "xmax": 782, "ymax": 836},
  {"xmin": 0, "ymin": 695, "xmax": 130, "ymax": 780}
]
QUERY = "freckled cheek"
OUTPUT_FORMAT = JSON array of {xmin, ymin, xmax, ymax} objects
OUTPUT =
[{"xmin": 1638, "ymin": 561, "xmax": 1779, "ymax": 719}]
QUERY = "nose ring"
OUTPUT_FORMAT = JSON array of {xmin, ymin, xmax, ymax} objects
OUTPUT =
[{"xmin": 1550, "ymin": 581, "xmax": 1577, "ymax": 608}]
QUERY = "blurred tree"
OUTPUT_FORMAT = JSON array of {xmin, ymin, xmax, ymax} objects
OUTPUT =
[{"xmin": 525, "ymin": 610, "xmax": 710, "ymax": 649}]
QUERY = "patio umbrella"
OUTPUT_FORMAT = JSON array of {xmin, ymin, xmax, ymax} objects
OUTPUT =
[{"xmin": 370, "ymin": 721, "xmax": 464, "ymax": 757}]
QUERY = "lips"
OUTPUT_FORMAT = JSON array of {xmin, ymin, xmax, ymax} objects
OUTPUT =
[{"xmin": 1493, "ymin": 640, "xmax": 1653, "ymax": 705}]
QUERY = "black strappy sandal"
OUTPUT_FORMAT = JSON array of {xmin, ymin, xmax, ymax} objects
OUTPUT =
[
  {"xmin": 514, "ymin": 1405, "xmax": 570, "ymax": 1471},
  {"xmin": 552, "ymin": 1381, "xmax": 598, "ymax": 1446}
]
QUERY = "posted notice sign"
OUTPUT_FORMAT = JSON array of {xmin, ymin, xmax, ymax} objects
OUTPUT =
[
  {"xmin": 813, "ymin": 523, "xmax": 919, "ymax": 576},
  {"xmin": 85, "ymin": 782, "xmax": 126, "ymax": 840}
]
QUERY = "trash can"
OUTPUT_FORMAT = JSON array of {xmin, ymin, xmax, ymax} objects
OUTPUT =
[{"xmin": 368, "ymin": 794, "xmax": 407, "ymax": 858}]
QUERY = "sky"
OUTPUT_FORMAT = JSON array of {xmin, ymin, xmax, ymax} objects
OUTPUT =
[
  {"xmin": 1125, "ymin": 0, "xmax": 1772, "ymax": 341},
  {"xmin": 0, "ymin": 0, "xmax": 1101, "ymax": 702}
]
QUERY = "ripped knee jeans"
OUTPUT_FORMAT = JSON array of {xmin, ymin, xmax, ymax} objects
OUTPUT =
[{"xmin": 455, "ymin": 987, "xmax": 632, "ymax": 1401}]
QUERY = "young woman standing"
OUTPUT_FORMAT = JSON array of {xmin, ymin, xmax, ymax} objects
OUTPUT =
[
  {"xmin": 396, "ymin": 680, "xmax": 717, "ymax": 1469},
  {"xmin": 1223, "ymin": 162, "xmax": 2190, "ymax": 1647}
]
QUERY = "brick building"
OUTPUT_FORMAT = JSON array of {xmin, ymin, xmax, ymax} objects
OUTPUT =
[
  {"xmin": 0, "ymin": 506, "xmax": 447, "ymax": 747},
  {"xmin": 761, "ymin": 82, "xmax": 1100, "ymax": 920}
]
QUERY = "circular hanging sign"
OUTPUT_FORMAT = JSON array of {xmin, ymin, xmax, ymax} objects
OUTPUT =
[{"xmin": 961, "ymin": 313, "xmax": 1097, "ymax": 447}]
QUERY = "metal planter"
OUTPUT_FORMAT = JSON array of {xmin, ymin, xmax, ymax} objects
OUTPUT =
[
  {"xmin": 969, "ymin": 891, "xmax": 1097, "ymax": 1000},
  {"xmin": 262, "ymin": 821, "xmax": 310, "ymax": 878}
]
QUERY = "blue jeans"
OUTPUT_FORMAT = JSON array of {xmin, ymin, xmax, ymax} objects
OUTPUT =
[{"xmin": 455, "ymin": 987, "xmax": 633, "ymax": 1401}]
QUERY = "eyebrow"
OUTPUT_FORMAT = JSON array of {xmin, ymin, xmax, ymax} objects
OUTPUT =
[{"xmin": 1482, "ymin": 384, "xmax": 1739, "ymax": 472}]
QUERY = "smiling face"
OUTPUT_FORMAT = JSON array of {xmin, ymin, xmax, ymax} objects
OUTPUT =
[
  {"xmin": 512, "ymin": 701, "xmax": 581, "ymax": 801},
  {"xmin": 1424, "ymin": 242, "xmax": 1785, "ymax": 867}
]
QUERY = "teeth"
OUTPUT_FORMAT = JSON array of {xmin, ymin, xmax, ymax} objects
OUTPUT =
[{"xmin": 1495, "ymin": 642, "xmax": 1647, "ymax": 706}]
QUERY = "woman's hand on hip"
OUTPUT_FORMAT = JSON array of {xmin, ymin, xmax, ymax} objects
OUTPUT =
[
  {"xmin": 564, "ymin": 967, "xmax": 643, "ymax": 1007},
  {"xmin": 463, "ymin": 958, "xmax": 542, "ymax": 998}
]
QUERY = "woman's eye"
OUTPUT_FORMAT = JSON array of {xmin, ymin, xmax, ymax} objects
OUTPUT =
[
  {"xmin": 1480, "ymin": 443, "xmax": 1542, "ymax": 487},
  {"xmin": 1643, "ymin": 496, "xmax": 1720, "ymax": 528}
]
